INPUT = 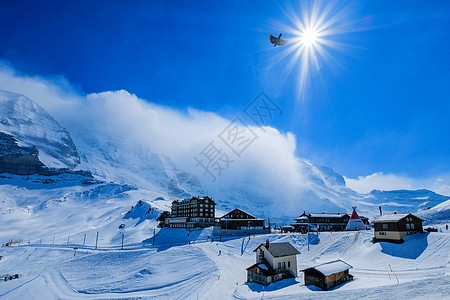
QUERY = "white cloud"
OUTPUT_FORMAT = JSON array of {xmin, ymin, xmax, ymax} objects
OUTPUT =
[
  {"xmin": 345, "ymin": 172, "xmax": 450, "ymax": 196},
  {"xmin": 1, "ymin": 61, "xmax": 449, "ymax": 205},
  {"xmin": 0, "ymin": 62, "xmax": 306, "ymax": 202}
]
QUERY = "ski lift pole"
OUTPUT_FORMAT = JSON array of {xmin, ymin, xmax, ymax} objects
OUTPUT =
[
  {"xmin": 95, "ymin": 231, "xmax": 99, "ymax": 250},
  {"xmin": 121, "ymin": 233, "xmax": 124, "ymax": 250},
  {"xmin": 307, "ymin": 223, "xmax": 310, "ymax": 251}
]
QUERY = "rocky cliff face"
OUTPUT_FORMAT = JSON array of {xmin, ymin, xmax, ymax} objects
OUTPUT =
[
  {"xmin": 0, "ymin": 131, "xmax": 94, "ymax": 181},
  {"xmin": 0, "ymin": 132, "xmax": 44, "ymax": 175}
]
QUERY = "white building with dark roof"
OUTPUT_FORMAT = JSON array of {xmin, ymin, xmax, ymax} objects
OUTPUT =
[{"xmin": 246, "ymin": 240, "xmax": 300, "ymax": 285}]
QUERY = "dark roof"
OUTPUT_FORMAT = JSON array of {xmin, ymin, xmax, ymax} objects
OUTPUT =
[
  {"xmin": 373, "ymin": 213, "xmax": 424, "ymax": 223},
  {"xmin": 254, "ymin": 242, "xmax": 300, "ymax": 258},
  {"xmin": 220, "ymin": 208, "xmax": 257, "ymax": 219}
]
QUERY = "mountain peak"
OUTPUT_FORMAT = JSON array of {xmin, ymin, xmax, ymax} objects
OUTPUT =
[{"xmin": 0, "ymin": 89, "xmax": 80, "ymax": 169}]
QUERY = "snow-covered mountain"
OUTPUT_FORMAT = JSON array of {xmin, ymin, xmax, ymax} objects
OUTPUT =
[
  {"xmin": 0, "ymin": 89, "xmax": 79, "ymax": 169},
  {"xmin": 0, "ymin": 89, "xmax": 448, "ymax": 230}
]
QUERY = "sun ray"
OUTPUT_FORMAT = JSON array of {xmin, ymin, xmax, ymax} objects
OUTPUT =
[{"xmin": 276, "ymin": 1, "xmax": 356, "ymax": 100}]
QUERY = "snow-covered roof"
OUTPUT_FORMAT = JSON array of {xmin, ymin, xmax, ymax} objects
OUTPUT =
[
  {"xmin": 220, "ymin": 218, "xmax": 264, "ymax": 221},
  {"xmin": 295, "ymin": 216, "xmax": 309, "ymax": 220},
  {"xmin": 282, "ymin": 225, "xmax": 294, "ymax": 228},
  {"xmin": 304, "ymin": 260, "xmax": 352, "ymax": 277},
  {"xmin": 373, "ymin": 213, "xmax": 423, "ymax": 223},
  {"xmin": 309, "ymin": 213, "xmax": 348, "ymax": 218}
]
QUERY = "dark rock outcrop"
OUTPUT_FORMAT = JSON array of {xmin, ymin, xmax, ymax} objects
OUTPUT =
[{"xmin": 0, "ymin": 131, "xmax": 94, "ymax": 180}]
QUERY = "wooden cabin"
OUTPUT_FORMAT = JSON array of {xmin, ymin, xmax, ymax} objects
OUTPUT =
[
  {"xmin": 215, "ymin": 208, "xmax": 268, "ymax": 236},
  {"xmin": 373, "ymin": 213, "xmax": 423, "ymax": 243},
  {"xmin": 302, "ymin": 260, "xmax": 353, "ymax": 290}
]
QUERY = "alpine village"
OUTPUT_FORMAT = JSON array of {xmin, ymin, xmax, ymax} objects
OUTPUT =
[{"xmin": 155, "ymin": 196, "xmax": 426, "ymax": 290}]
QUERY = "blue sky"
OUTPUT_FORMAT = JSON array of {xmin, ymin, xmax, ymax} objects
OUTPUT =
[{"xmin": 1, "ymin": 0, "xmax": 449, "ymax": 181}]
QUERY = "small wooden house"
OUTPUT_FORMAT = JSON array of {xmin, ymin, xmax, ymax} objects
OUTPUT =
[
  {"xmin": 373, "ymin": 213, "xmax": 423, "ymax": 243},
  {"xmin": 247, "ymin": 240, "xmax": 300, "ymax": 286},
  {"xmin": 302, "ymin": 260, "xmax": 353, "ymax": 290}
]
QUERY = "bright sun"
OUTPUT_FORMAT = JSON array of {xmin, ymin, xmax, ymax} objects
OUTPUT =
[
  {"xmin": 300, "ymin": 28, "xmax": 318, "ymax": 46},
  {"xmin": 273, "ymin": 1, "xmax": 353, "ymax": 99}
]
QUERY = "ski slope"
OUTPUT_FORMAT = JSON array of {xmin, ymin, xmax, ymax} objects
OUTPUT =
[{"xmin": 1, "ymin": 229, "xmax": 449, "ymax": 299}]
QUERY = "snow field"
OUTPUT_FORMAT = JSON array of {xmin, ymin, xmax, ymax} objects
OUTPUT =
[{"xmin": 2, "ymin": 229, "xmax": 448, "ymax": 299}]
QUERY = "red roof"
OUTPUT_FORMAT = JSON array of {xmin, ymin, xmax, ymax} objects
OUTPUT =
[{"xmin": 350, "ymin": 209, "xmax": 360, "ymax": 220}]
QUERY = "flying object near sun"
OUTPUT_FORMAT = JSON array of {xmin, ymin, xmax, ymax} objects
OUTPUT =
[{"xmin": 269, "ymin": 33, "xmax": 288, "ymax": 47}]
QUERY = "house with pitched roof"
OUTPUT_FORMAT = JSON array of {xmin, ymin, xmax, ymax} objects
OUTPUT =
[
  {"xmin": 292, "ymin": 212, "xmax": 350, "ymax": 232},
  {"xmin": 302, "ymin": 260, "xmax": 353, "ymax": 290},
  {"xmin": 373, "ymin": 213, "xmax": 423, "ymax": 243},
  {"xmin": 214, "ymin": 208, "xmax": 269, "ymax": 236},
  {"xmin": 246, "ymin": 240, "xmax": 300, "ymax": 285}
]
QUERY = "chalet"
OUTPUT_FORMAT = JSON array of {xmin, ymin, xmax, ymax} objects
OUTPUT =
[
  {"xmin": 166, "ymin": 196, "xmax": 216, "ymax": 228},
  {"xmin": 247, "ymin": 240, "xmax": 300, "ymax": 286},
  {"xmin": 302, "ymin": 260, "xmax": 353, "ymax": 290},
  {"xmin": 373, "ymin": 213, "xmax": 423, "ymax": 243},
  {"xmin": 292, "ymin": 212, "xmax": 350, "ymax": 232},
  {"xmin": 214, "ymin": 208, "xmax": 269, "ymax": 236}
]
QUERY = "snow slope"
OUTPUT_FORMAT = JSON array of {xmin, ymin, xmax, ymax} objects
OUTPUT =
[
  {"xmin": 1, "ymin": 230, "xmax": 449, "ymax": 299},
  {"xmin": 416, "ymin": 199, "xmax": 450, "ymax": 225}
]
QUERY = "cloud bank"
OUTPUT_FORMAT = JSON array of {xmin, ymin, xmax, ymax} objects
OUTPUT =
[
  {"xmin": 0, "ymin": 62, "xmax": 305, "ymax": 198},
  {"xmin": 1, "ymin": 61, "xmax": 449, "ymax": 200}
]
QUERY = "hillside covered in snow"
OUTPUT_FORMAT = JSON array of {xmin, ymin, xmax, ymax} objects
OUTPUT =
[{"xmin": 0, "ymin": 88, "xmax": 449, "ymax": 300}]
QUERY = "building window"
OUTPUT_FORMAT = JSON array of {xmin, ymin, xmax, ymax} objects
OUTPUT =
[
  {"xmin": 379, "ymin": 232, "xmax": 386, "ymax": 235},
  {"xmin": 288, "ymin": 261, "xmax": 290, "ymax": 268},
  {"xmin": 406, "ymin": 223, "xmax": 410, "ymax": 230},
  {"xmin": 411, "ymin": 223, "xmax": 415, "ymax": 229},
  {"xmin": 278, "ymin": 262, "xmax": 281, "ymax": 269},
  {"xmin": 382, "ymin": 224, "xmax": 389, "ymax": 230}
]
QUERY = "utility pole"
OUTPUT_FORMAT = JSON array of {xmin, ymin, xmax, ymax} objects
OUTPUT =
[
  {"xmin": 121, "ymin": 233, "xmax": 124, "ymax": 250},
  {"xmin": 67, "ymin": 236, "xmax": 70, "ymax": 244},
  {"xmin": 52, "ymin": 237, "xmax": 55, "ymax": 245},
  {"xmin": 307, "ymin": 224, "xmax": 310, "ymax": 251},
  {"xmin": 83, "ymin": 233, "xmax": 86, "ymax": 246},
  {"xmin": 95, "ymin": 231, "xmax": 99, "ymax": 250}
]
